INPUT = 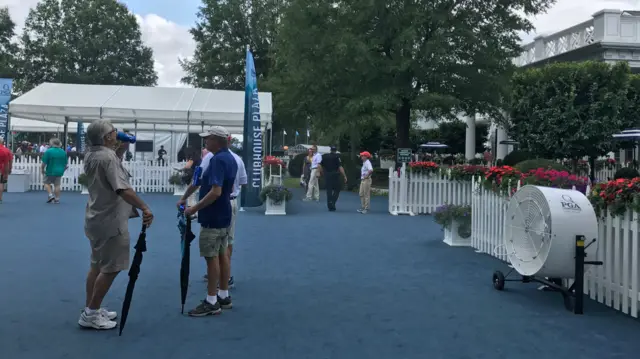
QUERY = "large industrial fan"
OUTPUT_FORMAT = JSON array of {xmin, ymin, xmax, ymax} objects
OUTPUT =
[{"xmin": 492, "ymin": 185, "xmax": 603, "ymax": 314}]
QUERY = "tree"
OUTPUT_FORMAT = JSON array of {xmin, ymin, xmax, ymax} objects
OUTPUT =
[
  {"xmin": 271, "ymin": 0, "xmax": 555, "ymax": 148},
  {"xmin": 0, "ymin": 7, "xmax": 18, "ymax": 79},
  {"xmin": 17, "ymin": 0, "xmax": 157, "ymax": 93},
  {"xmin": 507, "ymin": 61, "xmax": 631, "ymax": 166},
  {"xmin": 181, "ymin": 0, "xmax": 284, "ymax": 90}
]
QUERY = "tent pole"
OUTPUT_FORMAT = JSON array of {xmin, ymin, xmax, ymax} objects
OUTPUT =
[
  {"xmin": 62, "ymin": 117, "xmax": 69, "ymax": 150},
  {"xmin": 201, "ymin": 121, "xmax": 204, "ymax": 149},
  {"xmin": 133, "ymin": 120, "xmax": 138, "ymax": 161},
  {"xmin": 153, "ymin": 123, "xmax": 156, "ymax": 166},
  {"xmin": 268, "ymin": 122, "xmax": 273, "ymax": 156}
]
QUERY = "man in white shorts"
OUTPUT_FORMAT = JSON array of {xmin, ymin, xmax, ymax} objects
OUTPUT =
[{"xmin": 203, "ymin": 136, "xmax": 247, "ymax": 289}]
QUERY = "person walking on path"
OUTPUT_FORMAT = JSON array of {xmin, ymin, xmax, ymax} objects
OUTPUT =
[
  {"xmin": 41, "ymin": 138, "xmax": 68, "ymax": 204},
  {"xmin": 79, "ymin": 120, "xmax": 154, "ymax": 330},
  {"xmin": 304, "ymin": 145, "xmax": 322, "ymax": 202},
  {"xmin": 0, "ymin": 137, "xmax": 12, "ymax": 204},
  {"xmin": 179, "ymin": 126, "xmax": 237, "ymax": 317},
  {"xmin": 322, "ymin": 146, "xmax": 347, "ymax": 211},
  {"xmin": 358, "ymin": 151, "xmax": 373, "ymax": 214}
]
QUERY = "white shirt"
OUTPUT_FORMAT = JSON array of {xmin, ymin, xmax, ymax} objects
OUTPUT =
[
  {"xmin": 361, "ymin": 159, "xmax": 373, "ymax": 179},
  {"xmin": 311, "ymin": 153, "xmax": 322, "ymax": 169},
  {"xmin": 200, "ymin": 152, "xmax": 214, "ymax": 175},
  {"xmin": 231, "ymin": 151, "xmax": 248, "ymax": 197}
]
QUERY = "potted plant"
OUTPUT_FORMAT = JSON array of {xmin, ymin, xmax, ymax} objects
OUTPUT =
[
  {"xmin": 434, "ymin": 204, "xmax": 472, "ymax": 246},
  {"xmin": 78, "ymin": 173, "xmax": 89, "ymax": 194},
  {"xmin": 263, "ymin": 156, "xmax": 285, "ymax": 185},
  {"xmin": 169, "ymin": 172, "xmax": 186, "ymax": 196},
  {"xmin": 260, "ymin": 184, "xmax": 293, "ymax": 215}
]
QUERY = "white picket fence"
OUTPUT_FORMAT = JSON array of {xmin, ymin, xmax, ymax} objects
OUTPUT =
[
  {"xmin": 469, "ymin": 177, "xmax": 640, "ymax": 317},
  {"xmin": 388, "ymin": 165, "xmax": 473, "ymax": 215},
  {"xmin": 389, "ymin": 166, "xmax": 640, "ymax": 317},
  {"xmin": 12, "ymin": 157, "xmax": 182, "ymax": 193}
]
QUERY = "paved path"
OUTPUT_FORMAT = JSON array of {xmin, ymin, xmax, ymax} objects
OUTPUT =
[{"xmin": 0, "ymin": 189, "xmax": 639, "ymax": 359}]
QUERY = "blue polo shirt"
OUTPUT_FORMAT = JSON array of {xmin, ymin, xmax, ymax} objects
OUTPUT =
[{"xmin": 198, "ymin": 148, "xmax": 238, "ymax": 228}]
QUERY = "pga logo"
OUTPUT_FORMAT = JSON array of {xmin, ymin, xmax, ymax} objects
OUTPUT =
[{"xmin": 560, "ymin": 194, "xmax": 581, "ymax": 211}]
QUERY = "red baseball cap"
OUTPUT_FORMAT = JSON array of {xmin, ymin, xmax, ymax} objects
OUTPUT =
[{"xmin": 359, "ymin": 151, "xmax": 371, "ymax": 158}]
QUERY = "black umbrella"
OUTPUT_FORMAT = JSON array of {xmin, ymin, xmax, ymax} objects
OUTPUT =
[
  {"xmin": 177, "ymin": 206, "xmax": 196, "ymax": 313},
  {"xmin": 118, "ymin": 224, "xmax": 148, "ymax": 336}
]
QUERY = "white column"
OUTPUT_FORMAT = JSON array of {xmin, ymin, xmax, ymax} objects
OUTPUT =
[
  {"xmin": 465, "ymin": 115, "xmax": 476, "ymax": 161},
  {"xmin": 496, "ymin": 127, "xmax": 508, "ymax": 160}
]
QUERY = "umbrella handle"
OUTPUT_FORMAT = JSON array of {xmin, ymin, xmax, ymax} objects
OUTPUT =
[{"xmin": 141, "ymin": 224, "xmax": 147, "ymax": 233}]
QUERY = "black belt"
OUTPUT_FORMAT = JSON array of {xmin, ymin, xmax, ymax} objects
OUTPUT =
[{"xmin": 230, "ymin": 196, "xmax": 237, "ymax": 200}]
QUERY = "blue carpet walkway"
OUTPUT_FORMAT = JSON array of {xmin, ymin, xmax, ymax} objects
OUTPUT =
[{"xmin": 0, "ymin": 189, "xmax": 639, "ymax": 359}]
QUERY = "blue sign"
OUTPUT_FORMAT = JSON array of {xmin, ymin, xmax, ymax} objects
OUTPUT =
[
  {"xmin": 0, "ymin": 78, "xmax": 12, "ymax": 141},
  {"xmin": 241, "ymin": 48, "xmax": 263, "ymax": 207},
  {"xmin": 76, "ymin": 122, "xmax": 85, "ymax": 152}
]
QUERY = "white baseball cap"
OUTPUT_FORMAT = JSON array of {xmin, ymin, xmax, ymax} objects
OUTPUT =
[{"xmin": 199, "ymin": 125, "xmax": 230, "ymax": 138}]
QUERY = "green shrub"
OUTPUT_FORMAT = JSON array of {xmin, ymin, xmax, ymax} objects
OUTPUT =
[
  {"xmin": 614, "ymin": 167, "xmax": 640, "ymax": 180},
  {"xmin": 371, "ymin": 168, "xmax": 389, "ymax": 188},
  {"xmin": 288, "ymin": 153, "xmax": 307, "ymax": 178},
  {"xmin": 503, "ymin": 150, "xmax": 533, "ymax": 166},
  {"xmin": 515, "ymin": 159, "xmax": 568, "ymax": 173}
]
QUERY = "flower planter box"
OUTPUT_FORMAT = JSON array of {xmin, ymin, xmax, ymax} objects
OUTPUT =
[
  {"xmin": 174, "ymin": 185, "xmax": 186, "ymax": 196},
  {"xmin": 443, "ymin": 220, "xmax": 471, "ymax": 247},
  {"xmin": 265, "ymin": 198, "xmax": 286, "ymax": 215},
  {"xmin": 81, "ymin": 186, "xmax": 89, "ymax": 195}
]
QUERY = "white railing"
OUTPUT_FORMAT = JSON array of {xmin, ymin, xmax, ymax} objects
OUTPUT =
[
  {"xmin": 388, "ymin": 165, "xmax": 473, "ymax": 215},
  {"xmin": 469, "ymin": 176, "xmax": 640, "ymax": 318},
  {"xmin": 514, "ymin": 9, "xmax": 640, "ymax": 67},
  {"xmin": 12, "ymin": 157, "xmax": 183, "ymax": 193}
]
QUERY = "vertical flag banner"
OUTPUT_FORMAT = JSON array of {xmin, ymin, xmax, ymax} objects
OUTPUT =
[
  {"xmin": 0, "ymin": 78, "xmax": 13, "ymax": 141},
  {"xmin": 77, "ymin": 122, "xmax": 86, "ymax": 152},
  {"xmin": 241, "ymin": 47, "xmax": 263, "ymax": 207}
]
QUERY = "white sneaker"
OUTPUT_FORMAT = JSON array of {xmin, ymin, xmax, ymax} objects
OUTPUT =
[
  {"xmin": 99, "ymin": 308, "xmax": 117, "ymax": 320},
  {"xmin": 78, "ymin": 311, "xmax": 117, "ymax": 330}
]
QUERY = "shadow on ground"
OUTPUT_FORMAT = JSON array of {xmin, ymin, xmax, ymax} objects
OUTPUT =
[{"xmin": 0, "ymin": 189, "xmax": 639, "ymax": 359}]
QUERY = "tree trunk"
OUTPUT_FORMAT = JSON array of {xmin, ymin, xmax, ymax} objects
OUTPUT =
[
  {"xmin": 588, "ymin": 156, "xmax": 596, "ymax": 184},
  {"xmin": 395, "ymin": 98, "xmax": 412, "ymax": 149}
]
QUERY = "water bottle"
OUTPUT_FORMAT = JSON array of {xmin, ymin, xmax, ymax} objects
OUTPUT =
[{"xmin": 116, "ymin": 131, "xmax": 136, "ymax": 144}]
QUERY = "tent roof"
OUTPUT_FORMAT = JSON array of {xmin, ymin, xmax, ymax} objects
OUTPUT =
[
  {"xmin": 9, "ymin": 83, "xmax": 272, "ymax": 127},
  {"xmin": 9, "ymin": 117, "xmax": 254, "ymax": 135}
]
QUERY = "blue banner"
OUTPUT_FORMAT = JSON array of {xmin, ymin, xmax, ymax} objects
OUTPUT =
[
  {"xmin": 0, "ymin": 78, "xmax": 12, "ymax": 142},
  {"xmin": 76, "ymin": 122, "xmax": 85, "ymax": 152},
  {"xmin": 241, "ymin": 48, "xmax": 263, "ymax": 207}
]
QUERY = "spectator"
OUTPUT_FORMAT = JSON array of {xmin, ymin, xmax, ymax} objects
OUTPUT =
[{"xmin": 41, "ymin": 138, "xmax": 68, "ymax": 203}]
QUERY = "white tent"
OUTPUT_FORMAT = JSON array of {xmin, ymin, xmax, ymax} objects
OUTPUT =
[{"xmin": 8, "ymin": 82, "xmax": 273, "ymax": 134}]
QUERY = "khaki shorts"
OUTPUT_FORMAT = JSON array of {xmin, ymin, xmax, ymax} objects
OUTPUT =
[
  {"xmin": 44, "ymin": 176, "xmax": 61, "ymax": 186},
  {"xmin": 87, "ymin": 228, "xmax": 130, "ymax": 273},
  {"xmin": 199, "ymin": 227, "xmax": 230, "ymax": 258},
  {"xmin": 228, "ymin": 198, "xmax": 239, "ymax": 246}
]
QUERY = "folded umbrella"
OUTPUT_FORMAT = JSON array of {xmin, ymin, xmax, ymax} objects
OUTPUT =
[
  {"xmin": 118, "ymin": 224, "xmax": 148, "ymax": 336},
  {"xmin": 178, "ymin": 206, "xmax": 196, "ymax": 313}
]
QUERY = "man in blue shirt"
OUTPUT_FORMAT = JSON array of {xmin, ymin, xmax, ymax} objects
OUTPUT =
[{"xmin": 179, "ymin": 126, "xmax": 237, "ymax": 317}]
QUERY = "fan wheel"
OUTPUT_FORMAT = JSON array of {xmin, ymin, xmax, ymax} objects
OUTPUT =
[{"xmin": 492, "ymin": 271, "xmax": 505, "ymax": 291}]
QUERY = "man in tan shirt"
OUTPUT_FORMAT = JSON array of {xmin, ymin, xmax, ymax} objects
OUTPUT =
[{"xmin": 78, "ymin": 120, "xmax": 153, "ymax": 330}]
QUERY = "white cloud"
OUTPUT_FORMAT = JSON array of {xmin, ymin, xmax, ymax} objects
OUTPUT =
[
  {"xmin": 2, "ymin": 0, "xmax": 640, "ymax": 87},
  {"xmin": 3, "ymin": 1, "xmax": 195, "ymax": 87}
]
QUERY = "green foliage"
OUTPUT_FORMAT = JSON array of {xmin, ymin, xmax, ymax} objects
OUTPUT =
[
  {"xmin": 260, "ymin": 184, "xmax": 293, "ymax": 204},
  {"xmin": 502, "ymin": 150, "xmax": 533, "ymax": 166},
  {"xmin": 508, "ymin": 61, "xmax": 631, "ymax": 160},
  {"xmin": 288, "ymin": 153, "xmax": 307, "ymax": 178},
  {"xmin": 17, "ymin": 0, "xmax": 157, "ymax": 93},
  {"xmin": 78, "ymin": 173, "xmax": 88, "ymax": 187},
  {"xmin": 614, "ymin": 167, "xmax": 640, "ymax": 180},
  {"xmin": 514, "ymin": 159, "xmax": 568, "ymax": 173},
  {"xmin": 0, "ymin": 7, "xmax": 18, "ymax": 79},
  {"xmin": 371, "ymin": 168, "xmax": 389, "ymax": 188},
  {"xmin": 181, "ymin": 0, "xmax": 281, "ymax": 90},
  {"xmin": 434, "ymin": 204, "xmax": 471, "ymax": 238},
  {"xmin": 271, "ymin": 0, "xmax": 554, "ymax": 148},
  {"xmin": 169, "ymin": 173, "xmax": 183, "ymax": 186}
]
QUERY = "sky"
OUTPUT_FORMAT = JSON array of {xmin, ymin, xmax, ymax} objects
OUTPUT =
[{"xmin": 2, "ymin": 0, "xmax": 640, "ymax": 88}]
